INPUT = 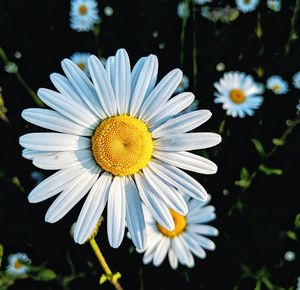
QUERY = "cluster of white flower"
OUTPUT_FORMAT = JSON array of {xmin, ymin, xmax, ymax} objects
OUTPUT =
[
  {"xmin": 20, "ymin": 49, "xmax": 221, "ymax": 268},
  {"xmin": 6, "ymin": 253, "xmax": 31, "ymax": 276}
]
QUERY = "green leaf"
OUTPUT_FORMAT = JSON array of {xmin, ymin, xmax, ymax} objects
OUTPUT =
[
  {"xmin": 251, "ymin": 138, "xmax": 265, "ymax": 157},
  {"xmin": 235, "ymin": 167, "xmax": 250, "ymax": 188},
  {"xmin": 33, "ymin": 269, "xmax": 57, "ymax": 281},
  {"xmin": 287, "ymin": 230, "xmax": 297, "ymax": 240},
  {"xmin": 99, "ymin": 274, "xmax": 108, "ymax": 284},
  {"xmin": 218, "ymin": 119, "xmax": 226, "ymax": 134},
  {"xmin": 259, "ymin": 164, "xmax": 283, "ymax": 176},
  {"xmin": 255, "ymin": 66, "xmax": 264, "ymax": 78},
  {"xmin": 272, "ymin": 138, "xmax": 285, "ymax": 146},
  {"xmin": 294, "ymin": 213, "xmax": 300, "ymax": 229},
  {"xmin": 0, "ymin": 244, "xmax": 3, "ymax": 268}
]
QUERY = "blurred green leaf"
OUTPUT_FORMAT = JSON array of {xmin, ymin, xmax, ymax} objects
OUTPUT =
[
  {"xmin": 259, "ymin": 164, "xmax": 283, "ymax": 176},
  {"xmin": 235, "ymin": 167, "xmax": 251, "ymax": 188},
  {"xmin": 32, "ymin": 269, "xmax": 57, "ymax": 281},
  {"xmin": 218, "ymin": 119, "xmax": 226, "ymax": 134},
  {"xmin": 0, "ymin": 244, "xmax": 3, "ymax": 268},
  {"xmin": 255, "ymin": 66, "xmax": 264, "ymax": 78},
  {"xmin": 251, "ymin": 138, "xmax": 265, "ymax": 157},
  {"xmin": 272, "ymin": 138, "xmax": 285, "ymax": 146},
  {"xmin": 294, "ymin": 213, "xmax": 300, "ymax": 229},
  {"xmin": 287, "ymin": 230, "xmax": 297, "ymax": 240}
]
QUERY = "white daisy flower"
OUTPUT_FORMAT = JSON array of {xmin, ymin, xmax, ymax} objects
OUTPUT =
[
  {"xmin": 194, "ymin": 0, "xmax": 212, "ymax": 5},
  {"xmin": 297, "ymin": 100, "xmax": 300, "ymax": 112},
  {"xmin": 267, "ymin": 0, "xmax": 281, "ymax": 12},
  {"xmin": 266, "ymin": 75, "xmax": 289, "ymax": 95},
  {"xmin": 292, "ymin": 71, "xmax": 300, "ymax": 89},
  {"xmin": 20, "ymin": 48, "xmax": 221, "ymax": 250},
  {"xmin": 70, "ymin": 52, "xmax": 92, "ymax": 76},
  {"xmin": 104, "ymin": 6, "xmax": 113, "ymax": 17},
  {"xmin": 284, "ymin": 251, "xmax": 296, "ymax": 262},
  {"xmin": 236, "ymin": 0, "xmax": 259, "ymax": 13},
  {"xmin": 139, "ymin": 195, "xmax": 218, "ymax": 269},
  {"xmin": 70, "ymin": 0, "xmax": 100, "ymax": 32},
  {"xmin": 214, "ymin": 71, "xmax": 264, "ymax": 118},
  {"xmin": 177, "ymin": 2, "xmax": 190, "ymax": 18},
  {"xmin": 6, "ymin": 253, "xmax": 31, "ymax": 276},
  {"xmin": 175, "ymin": 74, "xmax": 189, "ymax": 93}
]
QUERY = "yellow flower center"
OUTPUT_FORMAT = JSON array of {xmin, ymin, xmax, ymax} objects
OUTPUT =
[
  {"xmin": 91, "ymin": 115, "xmax": 153, "ymax": 176},
  {"xmin": 243, "ymin": 0, "xmax": 251, "ymax": 3},
  {"xmin": 14, "ymin": 261, "xmax": 23, "ymax": 269},
  {"xmin": 79, "ymin": 4, "xmax": 88, "ymax": 15},
  {"xmin": 272, "ymin": 84, "xmax": 281, "ymax": 92},
  {"xmin": 77, "ymin": 62, "xmax": 86, "ymax": 71},
  {"xmin": 157, "ymin": 209, "xmax": 187, "ymax": 238},
  {"xmin": 229, "ymin": 89, "xmax": 246, "ymax": 104}
]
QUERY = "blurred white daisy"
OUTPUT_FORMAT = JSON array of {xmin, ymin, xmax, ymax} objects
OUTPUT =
[
  {"xmin": 297, "ymin": 276, "xmax": 300, "ymax": 290},
  {"xmin": 297, "ymin": 100, "xmax": 300, "ymax": 112},
  {"xmin": 177, "ymin": 2, "xmax": 190, "ymax": 18},
  {"xmin": 104, "ymin": 6, "xmax": 113, "ymax": 16},
  {"xmin": 214, "ymin": 71, "xmax": 264, "ymax": 118},
  {"xmin": 292, "ymin": 71, "xmax": 300, "ymax": 89},
  {"xmin": 194, "ymin": 0, "xmax": 212, "ymax": 5},
  {"xmin": 284, "ymin": 251, "xmax": 296, "ymax": 262},
  {"xmin": 6, "ymin": 253, "xmax": 31, "ymax": 276},
  {"xmin": 266, "ymin": 75, "xmax": 289, "ymax": 95},
  {"xmin": 139, "ymin": 195, "xmax": 218, "ymax": 269},
  {"xmin": 236, "ymin": 0, "xmax": 259, "ymax": 13},
  {"xmin": 267, "ymin": 0, "xmax": 281, "ymax": 12},
  {"xmin": 70, "ymin": 0, "xmax": 100, "ymax": 32},
  {"xmin": 70, "ymin": 52, "xmax": 92, "ymax": 76},
  {"xmin": 175, "ymin": 74, "xmax": 189, "ymax": 93},
  {"xmin": 20, "ymin": 48, "xmax": 221, "ymax": 250}
]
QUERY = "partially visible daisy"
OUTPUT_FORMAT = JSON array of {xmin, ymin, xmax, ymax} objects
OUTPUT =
[
  {"xmin": 177, "ymin": 2, "xmax": 190, "ymax": 18},
  {"xmin": 175, "ymin": 75, "xmax": 189, "ymax": 93},
  {"xmin": 214, "ymin": 71, "xmax": 264, "ymax": 118},
  {"xmin": 138, "ymin": 194, "xmax": 218, "ymax": 269},
  {"xmin": 267, "ymin": 0, "xmax": 281, "ymax": 12},
  {"xmin": 236, "ymin": 0, "xmax": 259, "ymax": 13},
  {"xmin": 266, "ymin": 75, "xmax": 289, "ymax": 95},
  {"xmin": 30, "ymin": 171, "xmax": 45, "ymax": 185},
  {"xmin": 296, "ymin": 100, "xmax": 300, "ymax": 112},
  {"xmin": 284, "ymin": 251, "xmax": 296, "ymax": 262},
  {"xmin": 20, "ymin": 48, "xmax": 221, "ymax": 251},
  {"xmin": 6, "ymin": 253, "xmax": 31, "ymax": 276},
  {"xmin": 70, "ymin": 0, "xmax": 100, "ymax": 32},
  {"xmin": 292, "ymin": 71, "xmax": 300, "ymax": 89},
  {"xmin": 297, "ymin": 276, "xmax": 300, "ymax": 290},
  {"xmin": 104, "ymin": 6, "xmax": 113, "ymax": 16},
  {"xmin": 70, "ymin": 52, "xmax": 92, "ymax": 76},
  {"xmin": 194, "ymin": 0, "xmax": 212, "ymax": 5}
]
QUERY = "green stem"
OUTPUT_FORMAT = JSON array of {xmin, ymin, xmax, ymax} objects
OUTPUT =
[
  {"xmin": 179, "ymin": 0, "xmax": 190, "ymax": 66},
  {"xmin": 0, "ymin": 46, "xmax": 43, "ymax": 107},
  {"xmin": 93, "ymin": 23, "xmax": 102, "ymax": 58},
  {"xmin": 191, "ymin": 0, "xmax": 197, "ymax": 91}
]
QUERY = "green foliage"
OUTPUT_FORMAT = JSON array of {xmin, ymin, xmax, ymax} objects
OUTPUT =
[
  {"xmin": 235, "ymin": 167, "xmax": 251, "ymax": 188},
  {"xmin": 251, "ymin": 138, "xmax": 265, "ymax": 157},
  {"xmin": 0, "ymin": 245, "xmax": 3, "ymax": 269},
  {"xmin": 294, "ymin": 213, "xmax": 300, "ymax": 229},
  {"xmin": 286, "ymin": 230, "xmax": 297, "ymax": 241},
  {"xmin": 272, "ymin": 138, "xmax": 285, "ymax": 146},
  {"xmin": 259, "ymin": 164, "xmax": 283, "ymax": 176}
]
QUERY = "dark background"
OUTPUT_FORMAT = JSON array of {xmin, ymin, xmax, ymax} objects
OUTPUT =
[{"xmin": 1, "ymin": 0, "xmax": 300, "ymax": 289}]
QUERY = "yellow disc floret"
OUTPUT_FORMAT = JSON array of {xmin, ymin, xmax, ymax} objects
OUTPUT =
[
  {"xmin": 229, "ymin": 89, "xmax": 246, "ymax": 104},
  {"xmin": 79, "ymin": 4, "xmax": 88, "ymax": 15},
  {"xmin": 157, "ymin": 209, "xmax": 187, "ymax": 238},
  {"xmin": 91, "ymin": 115, "xmax": 153, "ymax": 176}
]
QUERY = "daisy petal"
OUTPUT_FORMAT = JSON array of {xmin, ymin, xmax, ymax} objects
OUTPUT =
[
  {"xmin": 154, "ymin": 133, "xmax": 222, "ymax": 151},
  {"xmin": 107, "ymin": 177, "xmax": 126, "ymax": 248},
  {"xmin": 186, "ymin": 230, "xmax": 216, "ymax": 250},
  {"xmin": 130, "ymin": 55, "xmax": 158, "ymax": 117},
  {"xmin": 143, "ymin": 167, "xmax": 188, "ymax": 215},
  {"xmin": 148, "ymin": 160, "xmax": 207, "ymax": 200},
  {"xmin": 139, "ymin": 68, "xmax": 183, "ymax": 121},
  {"xmin": 188, "ymin": 224, "xmax": 219, "ymax": 236},
  {"xmin": 74, "ymin": 172, "xmax": 112, "ymax": 244},
  {"xmin": 151, "ymin": 110, "xmax": 212, "ymax": 138},
  {"xmin": 134, "ymin": 173, "xmax": 174, "ymax": 231},
  {"xmin": 22, "ymin": 149, "xmax": 56, "ymax": 160},
  {"xmin": 50, "ymin": 73, "xmax": 85, "ymax": 105},
  {"xmin": 182, "ymin": 232, "xmax": 206, "ymax": 259},
  {"xmin": 88, "ymin": 55, "xmax": 117, "ymax": 116},
  {"xmin": 19, "ymin": 133, "xmax": 90, "ymax": 151},
  {"xmin": 147, "ymin": 92, "xmax": 195, "ymax": 128},
  {"xmin": 105, "ymin": 56, "xmax": 115, "ymax": 88},
  {"xmin": 125, "ymin": 176, "xmax": 146, "ymax": 251},
  {"xmin": 153, "ymin": 237, "xmax": 170, "ymax": 266},
  {"xmin": 37, "ymin": 88, "xmax": 98, "ymax": 129},
  {"xmin": 32, "ymin": 149, "xmax": 93, "ymax": 170},
  {"xmin": 22, "ymin": 108, "xmax": 93, "ymax": 136},
  {"xmin": 153, "ymin": 151, "xmax": 218, "ymax": 174},
  {"xmin": 142, "ymin": 233, "xmax": 161, "ymax": 264},
  {"xmin": 45, "ymin": 165, "xmax": 100, "ymax": 223},
  {"xmin": 168, "ymin": 248, "xmax": 179, "ymax": 269},
  {"xmin": 61, "ymin": 59, "xmax": 106, "ymax": 118},
  {"xmin": 113, "ymin": 49, "xmax": 131, "ymax": 114},
  {"xmin": 172, "ymin": 236, "xmax": 194, "ymax": 266}
]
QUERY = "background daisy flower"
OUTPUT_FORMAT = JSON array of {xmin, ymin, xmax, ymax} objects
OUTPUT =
[
  {"xmin": 70, "ymin": 52, "xmax": 92, "ymax": 76},
  {"xmin": 267, "ymin": 0, "xmax": 281, "ymax": 12},
  {"xmin": 138, "ymin": 195, "xmax": 218, "ymax": 269},
  {"xmin": 236, "ymin": 0, "xmax": 259, "ymax": 13},
  {"xmin": 292, "ymin": 71, "xmax": 300, "ymax": 89},
  {"xmin": 214, "ymin": 71, "xmax": 264, "ymax": 118},
  {"xmin": 20, "ymin": 48, "xmax": 221, "ymax": 251},
  {"xmin": 6, "ymin": 253, "xmax": 31, "ymax": 276},
  {"xmin": 266, "ymin": 75, "xmax": 289, "ymax": 95},
  {"xmin": 70, "ymin": 0, "xmax": 100, "ymax": 32},
  {"xmin": 175, "ymin": 74, "xmax": 189, "ymax": 93},
  {"xmin": 177, "ymin": 2, "xmax": 190, "ymax": 18},
  {"xmin": 194, "ymin": 0, "xmax": 213, "ymax": 5}
]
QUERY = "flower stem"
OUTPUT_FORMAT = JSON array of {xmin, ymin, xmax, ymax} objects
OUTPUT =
[
  {"xmin": 179, "ymin": 0, "xmax": 190, "ymax": 66},
  {"xmin": 89, "ymin": 238, "xmax": 123, "ymax": 290},
  {"xmin": 0, "ymin": 46, "xmax": 43, "ymax": 107}
]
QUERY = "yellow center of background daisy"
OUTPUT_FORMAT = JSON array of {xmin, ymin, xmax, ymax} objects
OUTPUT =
[
  {"xmin": 14, "ymin": 261, "xmax": 23, "ymax": 269},
  {"xmin": 79, "ymin": 5, "xmax": 88, "ymax": 15},
  {"xmin": 77, "ymin": 62, "xmax": 85, "ymax": 71},
  {"xmin": 229, "ymin": 89, "xmax": 246, "ymax": 104},
  {"xmin": 92, "ymin": 115, "xmax": 153, "ymax": 176},
  {"xmin": 272, "ymin": 84, "xmax": 281, "ymax": 92},
  {"xmin": 157, "ymin": 209, "xmax": 187, "ymax": 238}
]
